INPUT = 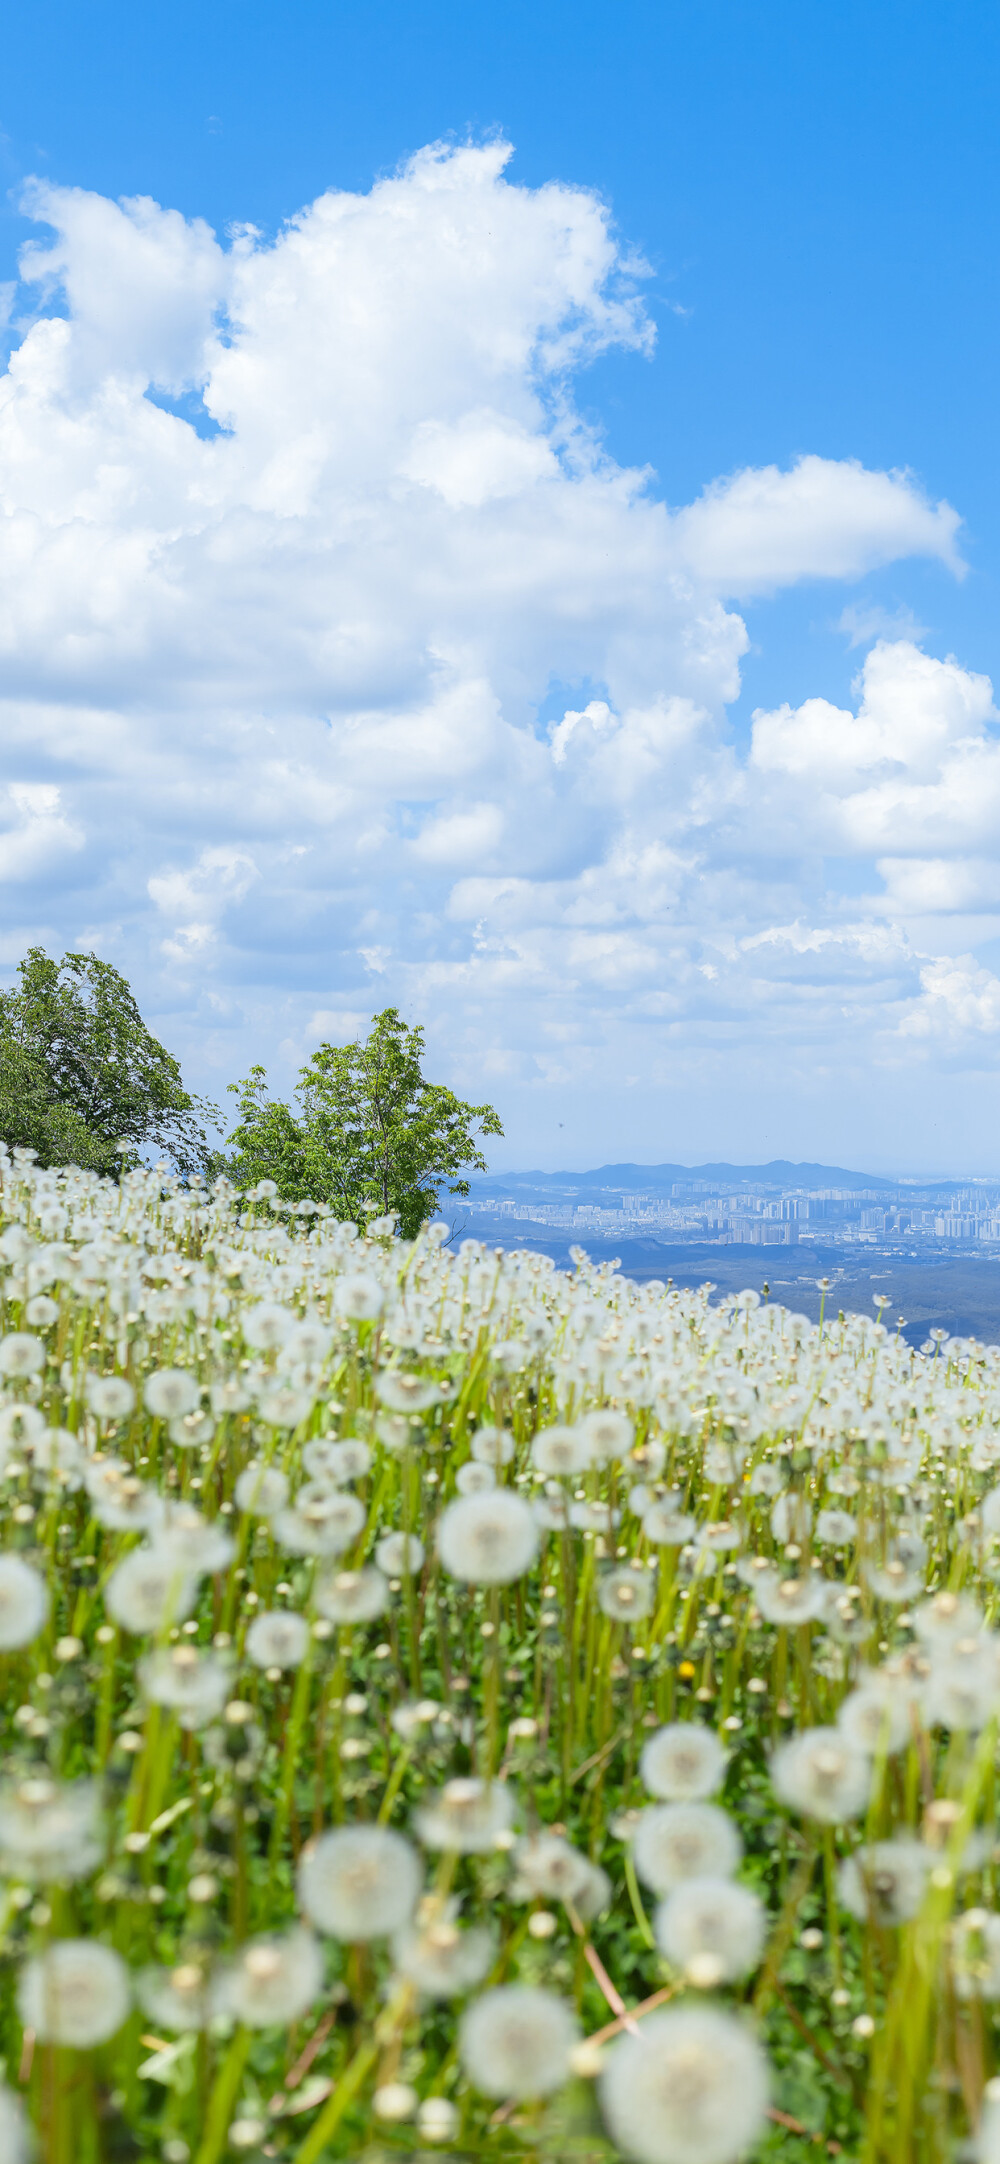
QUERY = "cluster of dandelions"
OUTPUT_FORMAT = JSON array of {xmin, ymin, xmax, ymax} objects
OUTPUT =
[{"xmin": 4, "ymin": 1149, "xmax": 1000, "ymax": 2161}]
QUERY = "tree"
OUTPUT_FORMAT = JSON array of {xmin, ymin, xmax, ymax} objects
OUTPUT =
[
  {"xmin": 222, "ymin": 1007, "xmax": 503, "ymax": 1235},
  {"xmin": 0, "ymin": 947, "xmax": 218, "ymax": 1177}
]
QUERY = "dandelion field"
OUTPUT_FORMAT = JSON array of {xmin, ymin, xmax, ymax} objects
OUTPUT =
[{"xmin": 3, "ymin": 1153, "xmax": 1000, "ymax": 2162}]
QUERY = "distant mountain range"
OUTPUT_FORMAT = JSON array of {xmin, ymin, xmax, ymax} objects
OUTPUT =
[{"xmin": 470, "ymin": 1158, "xmax": 908, "ymax": 1196}]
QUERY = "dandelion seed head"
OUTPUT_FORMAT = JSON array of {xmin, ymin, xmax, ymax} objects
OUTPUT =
[
  {"xmin": 632, "ymin": 1803, "xmax": 742, "ymax": 1895},
  {"xmin": 599, "ymin": 2004, "xmax": 770, "ymax": 2164},
  {"xmin": 415, "ymin": 1778, "xmax": 516, "ymax": 1854},
  {"xmin": 838, "ymin": 1837, "xmax": 931, "ymax": 1926},
  {"xmin": 18, "ymin": 1939, "xmax": 130, "ymax": 2048},
  {"xmin": 314, "ymin": 1565, "xmax": 389, "ymax": 1622},
  {"xmin": 460, "ymin": 1985, "xmax": 579, "ymax": 2099},
  {"xmin": 375, "ymin": 1531, "xmax": 425, "ymax": 1576},
  {"xmin": 0, "ymin": 1333, "xmax": 44, "ymax": 1379},
  {"xmin": 144, "ymin": 1368, "xmax": 199, "ymax": 1419},
  {"xmin": 654, "ymin": 1875, "xmax": 765, "ymax": 1982},
  {"xmin": 437, "ymin": 1490, "xmax": 538, "ymax": 1585},
  {"xmin": 214, "ymin": 1926, "xmax": 322, "ymax": 2027},
  {"xmin": 297, "ymin": 1824, "xmax": 422, "ymax": 1939},
  {"xmin": 640, "ymin": 1724, "xmax": 727, "ymax": 1802},
  {"xmin": 105, "ymin": 1546, "xmax": 198, "ymax": 1635},
  {"xmin": 771, "ymin": 1727, "xmax": 872, "ymax": 1823},
  {"xmin": 0, "ymin": 2083, "xmax": 31, "ymax": 2164},
  {"xmin": 234, "ymin": 1463, "xmax": 290, "ymax": 1516},
  {"xmin": 0, "ymin": 1555, "xmax": 48, "ymax": 1649}
]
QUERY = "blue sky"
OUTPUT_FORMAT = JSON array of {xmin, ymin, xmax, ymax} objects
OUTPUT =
[{"xmin": 1, "ymin": 1, "xmax": 998, "ymax": 1171}]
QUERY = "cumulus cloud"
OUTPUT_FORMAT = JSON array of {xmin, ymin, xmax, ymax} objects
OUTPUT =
[
  {"xmin": 900, "ymin": 959, "xmax": 1000, "ymax": 1040},
  {"xmin": 672, "ymin": 457, "xmax": 961, "ymax": 596},
  {"xmin": 0, "ymin": 137, "xmax": 990, "ymax": 1150}
]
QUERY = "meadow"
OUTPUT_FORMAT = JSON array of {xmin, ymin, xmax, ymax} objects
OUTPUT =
[{"xmin": 0, "ymin": 1147, "xmax": 998, "ymax": 2163}]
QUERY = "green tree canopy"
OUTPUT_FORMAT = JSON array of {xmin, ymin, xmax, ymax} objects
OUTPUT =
[
  {"xmin": 222, "ymin": 1007, "xmax": 503, "ymax": 1236},
  {"xmin": 0, "ymin": 947, "xmax": 217, "ymax": 1177}
]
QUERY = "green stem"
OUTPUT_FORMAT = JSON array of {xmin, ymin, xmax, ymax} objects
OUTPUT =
[
  {"xmin": 193, "ymin": 2026, "xmax": 252, "ymax": 2164},
  {"xmin": 292, "ymin": 2040, "xmax": 378, "ymax": 2164}
]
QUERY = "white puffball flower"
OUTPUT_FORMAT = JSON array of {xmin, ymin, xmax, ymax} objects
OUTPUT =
[
  {"xmin": 375, "ymin": 1370, "xmax": 441, "ymax": 1412},
  {"xmin": 0, "ymin": 1555, "xmax": 48, "ymax": 1650},
  {"xmin": 952, "ymin": 1909, "xmax": 1000, "ymax": 1999},
  {"xmin": 245, "ymin": 1610, "xmax": 311, "ymax": 1670},
  {"xmin": 837, "ymin": 1682, "xmax": 912, "ymax": 1756},
  {"xmin": 437, "ymin": 1490, "xmax": 539, "ymax": 1585},
  {"xmin": 86, "ymin": 1461, "xmax": 164, "ymax": 1536},
  {"xmin": 838, "ymin": 1837, "xmax": 931, "ymax": 1927},
  {"xmin": 0, "ymin": 1402, "xmax": 46, "ymax": 1452},
  {"xmin": 654, "ymin": 1877, "xmax": 766, "ymax": 1984},
  {"xmin": 284, "ymin": 1316, "xmax": 333, "ymax": 1366},
  {"xmin": 144, "ymin": 1369, "xmax": 199, "ymax": 1420},
  {"xmin": 771, "ymin": 1727, "xmax": 872, "ymax": 1824},
  {"xmin": 0, "ymin": 2083, "xmax": 31, "ymax": 2164},
  {"xmin": 105, "ymin": 1546, "xmax": 198, "ymax": 1635},
  {"xmin": 455, "ymin": 1461, "xmax": 496, "ymax": 1496},
  {"xmin": 770, "ymin": 1493, "xmax": 812, "ymax": 1544},
  {"xmin": 257, "ymin": 1382, "xmax": 315, "ymax": 1428},
  {"xmin": 137, "ymin": 1961, "xmax": 212, "ymax": 2033},
  {"xmin": 417, "ymin": 2097, "xmax": 458, "ymax": 2144},
  {"xmin": 747, "ymin": 1463, "xmax": 783, "ymax": 1498},
  {"xmin": 579, "ymin": 1408, "xmax": 633, "ymax": 1462},
  {"xmin": 336, "ymin": 1273, "xmax": 385, "ymax": 1322},
  {"xmin": 298, "ymin": 1825, "xmax": 422, "ymax": 1940},
  {"xmin": 234, "ymin": 1463, "xmax": 290, "ymax": 1517},
  {"xmin": 32, "ymin": 1427, "xmax": 87, "ymax": 1489},
  {"xmin": 391, "ymin": 1909, "xmax": 495, "ymax": 1998},
  {"xmin": 271, "ymin": 1489, "xmax": 366, "ymax": 1557},
  {"xmin": 375, "ymin": 1531, "xmax": 425, "ymax": 1577},
  {"xmin": 314, "ymin": 1567, "xmax": 390, "ymax": 1624},
  {"xmin": 980, "ymin": 2075, "xmax": 1000, "ymax": 2164},
  {"xmin": 242, "ymin": 1301, "xmax": 293, "ymax": 1350},
  {"xmin": 632, "ymin": 1804, "xmax": 742, "ymax": 1897},
  {"xmin": 0, "ymin": 1333, "xmax": 44, "ymax": 1378},
  {"xmin": 139, "ymin": 1647, "xmax": 232, "ymax": 1730},
  {"xmin": 155, "ymin": 1503, "xmax": 234, "ymax": 1576},
  {"xmin": 470, "ymin": 1425, "xmax": 515, "ymax": 1468},
  {"xmin": 86, "ymin": 1374, "xmax": 136, "ymax": 1421},
  {"xmin": 641, "ymin": 1725, "xmax": 727, "ymax": 1803},
  {"xmin": 642, "ymin": 1500, "xmax": 697, "ymax": 1547},
  {"xmin": 597, "ymin": 1566, "xmax": 655, "ymax": 1624},
  {"xmin": 599, "ymin": 2004, "xmax": 770, "ymax": 2164},
  {"xmin": 415, "ymin": 1777, "xmax": 516, "ymax": 1854},
  {"xmin": 753, "ymin": 1573, "xmax": 824, "ymax": 1627},
  {"xmin": 0, "ymin": 1776, "xmax": 103, "ymax": 1882},
  {"xmin": 209, "ymin": 1377, "xmax": 253, "ymax": 1417},
  {"xmin": 816, "ymin": 1508, "xmax": 857, "ymax": 1547},
  {"xmin": 511, "ymin": 1833, "xmax": 609, "ymax": 1920},
  {"xmin": 304, "ymin": 1436, "xmax": 371, "ymax": 1484},
  {"xmin": 19, "ymin": 1939, "xmax": 130, "ymax": 2048},
  {"xmin": 460, "ymin": 1985, "xmax": 579, "ymax": 2099},
  {"xmin": 214, "ymin": 1927, "xmax": 323, "ymax": 2027},
  {"xmin": 913, "ymin": 1590, "xmax": 984, "ymax": 1648},
  {"xmin": 531, "ymin": 1425, "xmax": 592, "ymax": 1477},
  {"xmin": 25, "ymin": 1300, "xmax": 60, "ymax": 1332}
]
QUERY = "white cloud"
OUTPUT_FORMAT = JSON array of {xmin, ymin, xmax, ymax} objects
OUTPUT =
[
  {"xmin": 0, "ymin": 137, "xmax": 991, "ymax": 1158},
  {"xmin": 838, "ymin": 601, "xmax": 928, "ymax": 649},
  {"xmin": 900, "ymin": 959, "xmax": 1000, "ymax": 1040},
  {"xmin": 672, "ymin": 457, "xmax": 961, "ymax": 597},
  {"xmin": 0, "ymin": 783, "xmax": 83, "ymax": 883}
]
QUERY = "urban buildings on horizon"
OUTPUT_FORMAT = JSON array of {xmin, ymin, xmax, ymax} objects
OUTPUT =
[{"xmin": 463, "ymin": 1174, "xmax": 1000, "ymax": 1256}]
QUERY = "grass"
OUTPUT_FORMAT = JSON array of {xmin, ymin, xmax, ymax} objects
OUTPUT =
[{"xmin": 0, "ymin": 1154, "xmax": 996, "ymax": 2162}]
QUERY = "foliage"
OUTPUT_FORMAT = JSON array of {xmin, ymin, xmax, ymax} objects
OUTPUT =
[
  {"xmin": 0, "ymin": 1152, "xmax": 997, "ymax": 2160},
  {"xmin": 220, "ymin": 1006, "xmax": 503, "ymax": 1234},
  {"xmin": 0, "ymin": 947, "xmax": 216, "ymax": 1177}
]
